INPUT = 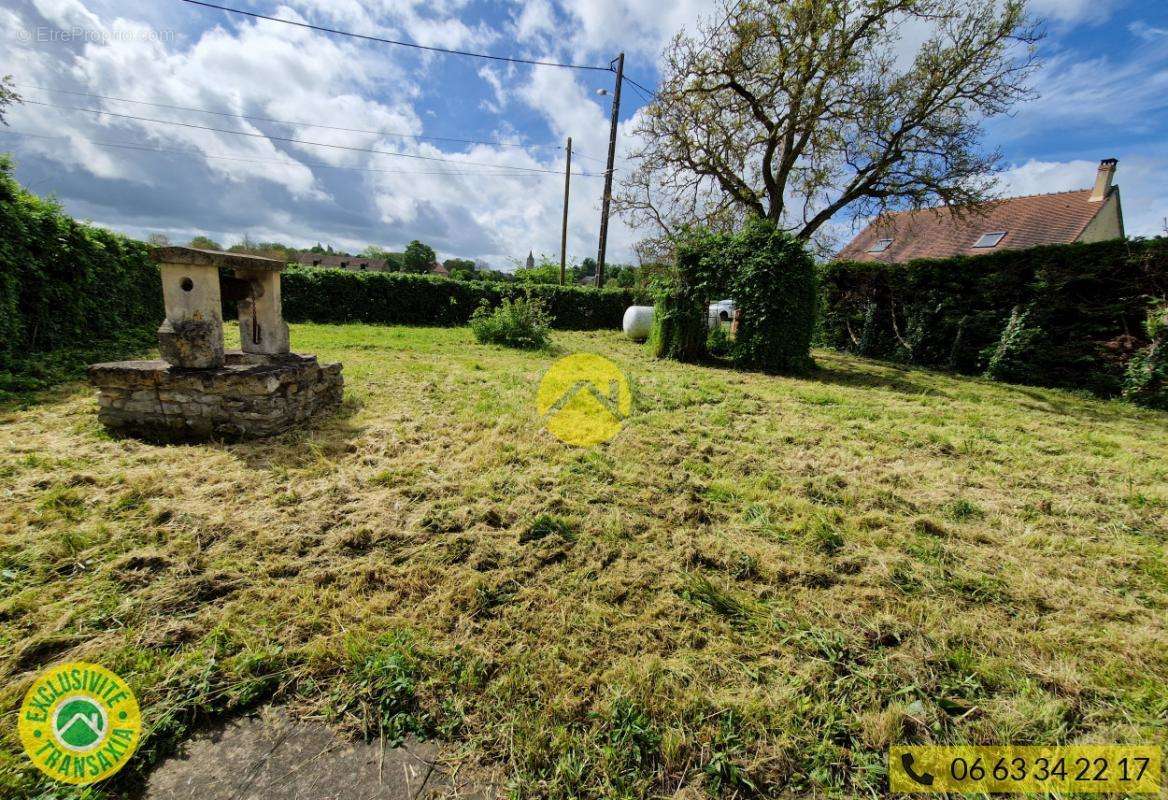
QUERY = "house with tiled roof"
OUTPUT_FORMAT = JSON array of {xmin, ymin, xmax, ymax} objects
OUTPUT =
[{"xmin": 837, "ymin": 159, "xmax": 1125, "ymax": 264}]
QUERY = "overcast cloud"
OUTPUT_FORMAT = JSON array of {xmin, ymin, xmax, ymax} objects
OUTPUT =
[{"xmin": 0, "ymin": 0, "xmax": 1164, "ymax": 266}]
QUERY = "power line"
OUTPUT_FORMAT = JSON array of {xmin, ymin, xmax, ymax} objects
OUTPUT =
[
  {"xmin": 14, "ymin": 83, "xmax": 561, "ymax": 152},
  {"xmin": 179, "ymin": 0, "xmax": 614, "ymax": 73},
  {"xmin": 180, "ymin": 0, "xmax": 663, "ymax": 105},
  {"xmin": 19, "ymin": 99, "xmax": 604, "ymax": 177},
  {"xmin": 622, "ymin": 75, "xmax": 657, "ymax": 102},
  {"xmin": 0, "ymin": 129, "xmax": 555, "ymax": 178}
]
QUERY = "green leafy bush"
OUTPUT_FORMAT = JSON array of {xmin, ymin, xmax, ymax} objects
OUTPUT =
[
  {"xmin": 282, "ymin": 267, "xmax": 644, "ymax": 331},
  {"xmin": 822, "ymin": 238, "xmax": 1168, "ymax": 397},
  {"xmin": 0, "ymin": 156, "xmax": 160, "ymax": 399},
  {"xmin": 707, "ymin": 324, "xmax": 732, "ymax": 357},
  {"xmin": 652, "ymin": 220, "xmax": 817, "ymax": 373},
  {"xmin": 717, "ymin": 219, "xmax": 817, "ymax": 373},
  {"xmin": 1123, "ymin": 301, "xmax": 1168, "ymax": 409},
  {"xmin": 650, "ymin": 231, "xmax": 714, "ymax": 363},
  {"xmin": 470, "ymin": 296, "xmax": 552, "ymax": 349}
]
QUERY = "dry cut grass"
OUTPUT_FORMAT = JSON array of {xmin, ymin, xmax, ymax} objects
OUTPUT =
[{"xmin": 1, "ymin": 323, "xmax": 1166, "ymax": 799}]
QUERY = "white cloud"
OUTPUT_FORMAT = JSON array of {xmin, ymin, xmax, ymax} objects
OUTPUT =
[
  {"xmin": 1129, "ymin": 21, "xmax": 1168, "ymax": 41},
  {"xmin": 996, "ymin": 157, "xmax": 1167, "ymax": 237},
  {"xmin": 553, "ymin": 0, "xmax": 717, "ymax": 62},
  {"xmin": 992, "ymin": 44, "xmax": 1168, "ymax": 141},
  {"xmin": 1, "ymin": 0, "xmax": 1162, "ymax": 267},
  {"xmin": 994, "ymin": 159, "xmax": 1099, "ymax": 196},
  {"xmin": 1027, "ymin": 0, "xmax": 1120, "ymax": 25},
  {"xmin": 30, "ymin": 0, "xmax": 103, "ymax": 30}
]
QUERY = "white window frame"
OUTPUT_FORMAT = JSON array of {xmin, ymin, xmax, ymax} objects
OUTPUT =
[{"xmin": 867, "ymin": 238, "xmax": 893, "ymax": 253}]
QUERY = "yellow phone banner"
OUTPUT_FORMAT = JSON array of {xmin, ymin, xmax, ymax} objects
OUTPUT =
[{"xmin": 889, "ymin": 745, "xmax": 1161, "ymax": 794}]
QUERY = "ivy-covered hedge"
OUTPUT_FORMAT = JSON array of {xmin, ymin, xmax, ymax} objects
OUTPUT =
[
  {"xmin": 0, "ymin": 156, "xmax": 161, "ymax": 398},
  {"xmin": 820, "ymin": 238, "xmax": 1168, "ymax": 398},
  {"xmin": 651, "ymin": 220, "xmax": 817, "ymax": 373},
  {"xmin": 282, "ymin": 267, "xmax": 646, "ymax": 330}
]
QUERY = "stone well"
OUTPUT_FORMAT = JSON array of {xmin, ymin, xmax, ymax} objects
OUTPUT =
[{"xmin": 89, "ymin": 247, "xmax": 343, "ymax": 440}]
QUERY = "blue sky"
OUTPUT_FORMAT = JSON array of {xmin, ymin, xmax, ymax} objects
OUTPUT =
[{"xmin": 0, "ymin": 0, "xmax": 1165, "ymax": 266}]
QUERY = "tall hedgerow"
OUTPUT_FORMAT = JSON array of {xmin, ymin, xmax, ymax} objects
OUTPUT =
[
  {"xmin": 821, "ymin": 238, "xmax": 1168, "ymax": 400},
  {"xmin": 0, "ymin": 156, "xmax": 160, "ymax": 397}
]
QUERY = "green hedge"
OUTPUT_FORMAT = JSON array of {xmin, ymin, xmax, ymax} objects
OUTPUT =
[
  {"xmin": 282, "ymin": 267, "xmax": 646, "ymax": 330},
  {"xmin": 0, "ymin": 156, "xmax": 161, "ymax": 397},
  {"xmin": 710, "ymin": 219, "xmax": 817, "ymax": 373},
  {"xmin": 820, "ymin": 238, "xmax": 1168, "ymax": 397},
  {"xmin": 651, "ymin": 220, "xmax": 817, "ymax": 372}
]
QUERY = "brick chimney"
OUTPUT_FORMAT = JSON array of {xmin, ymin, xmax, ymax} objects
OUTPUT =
[{"xmin": 1090, "ymin": 158, "xmax": 1118, "ymax": 202}]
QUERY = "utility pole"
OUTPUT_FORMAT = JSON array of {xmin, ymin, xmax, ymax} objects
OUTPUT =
[
  {"xmin": 560, "ymin": 136, "xmax": 572, "ymax": 286},
  {"xmin": 596, "ymin": 52, "xmax": 624, "ymax": 289}
]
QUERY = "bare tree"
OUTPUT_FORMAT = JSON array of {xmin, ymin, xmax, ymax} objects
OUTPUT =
[
  {"xmin": 0, "ymin": 75, "xmax": 21, "ymax": 126},
  {"xmin": 616, "ymin": 0, "xmax": 1042, "ymax": 245}
]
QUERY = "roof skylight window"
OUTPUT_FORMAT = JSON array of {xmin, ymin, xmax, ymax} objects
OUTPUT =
[{"xmin": 972, "ymin": 231, "xmax": 1007, "ymax": 248}]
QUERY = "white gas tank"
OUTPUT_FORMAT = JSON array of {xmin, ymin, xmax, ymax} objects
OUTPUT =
[{"xmin": 623, "ymin": 305, "xmax": 654, "ymax": 341}]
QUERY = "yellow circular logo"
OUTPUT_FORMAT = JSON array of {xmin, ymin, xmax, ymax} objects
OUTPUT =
[
  {"xmin": 536, "ymin": 353, "xmax": 632, "ymax": 447},
  {"xmin": 19, "ymin": 662, "xmax": 141, "ymax": 785}
]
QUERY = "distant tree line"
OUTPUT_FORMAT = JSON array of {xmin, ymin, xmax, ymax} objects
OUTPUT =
[{"xmin": 154, "ymin": 233, "xmax": 641, "ymax": 287}]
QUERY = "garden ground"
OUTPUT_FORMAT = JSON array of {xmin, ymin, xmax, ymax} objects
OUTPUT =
[{"xmin": 1, "ymin": 324, "xmax": 1166, "ymax": 799}]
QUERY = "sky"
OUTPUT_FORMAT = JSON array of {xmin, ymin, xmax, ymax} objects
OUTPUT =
[{"xmin": 0, "ymin": 0, "xmax": 1165, "ymax": 268}]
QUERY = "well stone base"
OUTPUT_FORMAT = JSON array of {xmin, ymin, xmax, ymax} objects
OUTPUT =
[{"xmin": 88, "ymin": 351, "xmax": 344, "ymax": 440}]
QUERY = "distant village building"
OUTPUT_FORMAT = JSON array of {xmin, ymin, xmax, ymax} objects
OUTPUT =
[
  {"xmin": 289, "ymin": 252, "xmax": 390, "ymax": 272},
  {"xmin": 526, "ymin": 251, "xmax": 535, "ymax": 270},
  {"xmin": 836, "ymin": 158, "xmax": 1125, "ymax": 264}
]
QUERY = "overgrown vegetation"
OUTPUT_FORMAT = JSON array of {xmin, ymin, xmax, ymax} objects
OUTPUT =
[
  {"xmin": 821, "ymin": 238, "xmax": 1168, "ymax": 400},
  {"xmin": 710, "ymin": 219, "xmax": 817, "ymax": 373},
  {"xmin": 1, "ymin": 324, "xmax": 1165, "ymax": 798},
  {"xmin": 470, "ymin": 296, "xmax": 552, "ymax": 350},
  {"xmin": 0, "ymin": 157, "xmax": 161, "ymax": 402},
  {"xmin": 1123, "ymin": 300, "xmax": 1168, "ymax": 409},
  {"xmin": 652, "ymin": 220, "xmax": 817, "ymax": 372},
  {"xmin": 649, "ymin": 233, "xmax": 710, "ymax": 363}
]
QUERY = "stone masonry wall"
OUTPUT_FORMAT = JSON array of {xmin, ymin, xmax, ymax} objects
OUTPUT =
[{"xmin": 88, "ymin": 352, "xmax": 343, "ymax": 440}]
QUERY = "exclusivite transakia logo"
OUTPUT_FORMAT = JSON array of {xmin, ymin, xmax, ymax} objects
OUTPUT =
[{"xmin": 18, "ymin": 662, "xmax": 141, "ymax": 785}]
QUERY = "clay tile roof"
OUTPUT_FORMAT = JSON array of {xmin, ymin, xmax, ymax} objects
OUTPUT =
[{"xmin": 835, "ymin": 189, "xmax": 1110, "ymax": 263}]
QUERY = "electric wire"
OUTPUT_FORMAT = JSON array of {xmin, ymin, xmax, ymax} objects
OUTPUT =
[
  {"xmin": 19, "ymin": 99, "xmax": 604, "ymax": 177},
  {"xmin": 13, "ymin": 83, "xmax": 560, "ymax": 151},
  {"xmin": 179, "ymin": 0, "xmax": 659, "ymax": 103},
  {"xmin": 0, "ymin": 128, "xmax": 558, "ymax": 179},
  {"xmin": 179, "ymin": 0, "xmax": 614, "ymax": 72}
]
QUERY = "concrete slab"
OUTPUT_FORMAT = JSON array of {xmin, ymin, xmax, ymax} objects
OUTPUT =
[{"xmin": 143, "ymin": 707, "xmax": 492, "ymax": 800}]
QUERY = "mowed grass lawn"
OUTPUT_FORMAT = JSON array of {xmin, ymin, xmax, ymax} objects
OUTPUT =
[{"xmin": 1, "ymin": 323, "xmax": 1166, "ymax": 799}]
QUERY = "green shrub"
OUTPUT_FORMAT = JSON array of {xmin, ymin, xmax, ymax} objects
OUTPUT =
[
  {"xmin": 653, "ymin": 219, "xmax": 817, "ymax": 373},
  {"xmin": 821, "ymin": 238, "xmax": 1168, "ymax": 397},
  {"xmin": 983, "ymin": 304, "xmax": 1043, "ymax": 383},
  {"xmin": 649, "ymin": 232, "xmax": 712, "ymax": 363},
  {"xmin": 470, "ymin": 296, "xmax": 552, "ymax": 349},
  {"xmin": 1123, "ymin": 301, "xmax": 1168, "ymax": 409},
  {"xmin": 0, "ymin": 156, "xmax": 160, "ymax": 398},
  {"xmin": 707, "ymin": 324, "xmax": 732, "ymax": 357},
  {"xmin": 719, "ymin": 219, "xmax": 817, "ymax": 374},
  {"xmin": 281, "ymin": 267, "xmax": 644, "ymax": 331}
]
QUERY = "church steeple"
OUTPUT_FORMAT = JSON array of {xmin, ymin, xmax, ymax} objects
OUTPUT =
[{"xmin": 526, "ymin": 250, "xmax": 535, "ymax": 269}]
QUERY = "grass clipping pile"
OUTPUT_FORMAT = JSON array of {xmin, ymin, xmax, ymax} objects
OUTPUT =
[{"xmin": 1, "ymin": 323, "xmax": 1166, "ymax": 799}]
